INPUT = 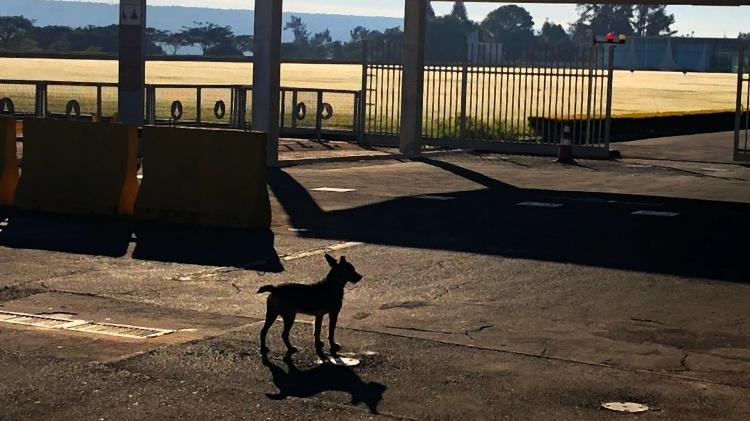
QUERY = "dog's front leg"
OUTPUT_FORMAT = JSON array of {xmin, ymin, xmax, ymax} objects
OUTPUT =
[
  {"xmin": 329, "ymin": 311, "xmax": 341, "ymax": 354},
  {"xmin": 314, "ymin": 315, "xmax": 324, "ymax": 351}
]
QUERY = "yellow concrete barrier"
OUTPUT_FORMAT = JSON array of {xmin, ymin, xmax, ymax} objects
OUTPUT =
[
  {"xmin": 135, "ymin": 126, "xmax": 271, "ymax": 230},
  {"xmin": 0, "ymin": 116, "xmax": 19, "ymax": 206},
  {"xmin": 15, "ymin": 118, "xmax": 138, "ymax": 216}
]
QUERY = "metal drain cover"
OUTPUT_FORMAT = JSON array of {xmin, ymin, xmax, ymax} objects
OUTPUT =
[
  {"xmin": 0, "ymin": 310, "xmax": 174, "ymax": 339},
  {"xmin": 317, "ymin": 356, "xmax": 361, "ymax": 367},
  {"xmin": 602, "ymin": 402, "xmax": 649, "ymax": 413},
  {"xmin": 66, "ymin": 322, "xmax": 174, "ymax": 339}
]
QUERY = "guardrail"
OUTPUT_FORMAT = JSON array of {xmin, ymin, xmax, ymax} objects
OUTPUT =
[{"xmin": 0, "ymin": 80, "xmax": 362, "ymax": 140}]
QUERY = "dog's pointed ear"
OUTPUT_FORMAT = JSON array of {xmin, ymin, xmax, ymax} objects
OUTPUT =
[
  {"xmin": 325, "ymin": 254, "xmax": 337, "ymax": 267},
  {"xmin": 340, "ymin": 256, "xmax": 347, "ymax": 263}
]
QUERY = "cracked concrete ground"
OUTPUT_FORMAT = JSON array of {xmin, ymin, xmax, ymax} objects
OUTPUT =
[{"xmin": 1, "ymin": 142, "xmax": 749, "ymax": 420}]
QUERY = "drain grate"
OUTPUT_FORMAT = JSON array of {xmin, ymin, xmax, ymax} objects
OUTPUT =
[
  {"xmin": 0, "ymin": 310, "xmax": 174, "ymax": 339},
  {"xmin": 67, "ymin": 322, "xmax": 173, "ymax": 339},
  {"xmin": 0, "ymin": 311, "xmax": 73, "ymax": 329}
]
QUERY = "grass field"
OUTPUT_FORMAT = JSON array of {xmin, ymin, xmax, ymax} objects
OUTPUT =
[{"xmin": 0, "ymin": 57, "xmax": 739, "ymax": 136}]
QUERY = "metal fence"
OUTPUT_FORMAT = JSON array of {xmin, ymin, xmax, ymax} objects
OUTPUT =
[
  {"xmin": 735, "ymin": 48, "xmax": 750, "ymax": 162},
  {"xmin": 364, "ymin": 43, "xmax": 615, "ymax": 157},
  {"xmin": 0, "ymin": 81, "xmax": 361, "ymax": 140}
]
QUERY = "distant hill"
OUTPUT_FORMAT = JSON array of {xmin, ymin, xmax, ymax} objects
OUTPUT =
[{"xmin": 0, "ymin": 0, "xmax": 403, "ymax": 42}]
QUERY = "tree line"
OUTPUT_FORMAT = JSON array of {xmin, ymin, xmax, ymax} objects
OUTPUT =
[
  {"xmin": 0, "ymin": 2, "xmax": 743, "ymax": 61},
  {"xmin": 0, "ymin": 17, "xmax": 252, "ymax": 56}
]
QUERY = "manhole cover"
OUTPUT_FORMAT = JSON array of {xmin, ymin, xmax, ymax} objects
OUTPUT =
[
  {"xmin": 602, "ymin": 402, "xmax": 649, "ymax": 413},
  {"xmin": 317, "ymin": 356, "xmax": 361, "ymax": 367}
]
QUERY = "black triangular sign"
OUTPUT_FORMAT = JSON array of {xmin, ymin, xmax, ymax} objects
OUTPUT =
[{"xmin": 130, "ymin": 9, "xmax": 138, "ymax": 20}]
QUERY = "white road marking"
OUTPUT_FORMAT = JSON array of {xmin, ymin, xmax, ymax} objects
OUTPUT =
[
  {"xmin": 517, "ymin": 202, "xmax": 564, "ymax": 208},
  {"xmin": 282, "ymin": 242, "xmax": 363, "ymax": 262},
  {"xmin": 632, "ymin": 210, "xmax": 680, "ymax": 217},
  {"xmin": 312, "ymin": 187, "xmax": 356, "ymax": 193}
]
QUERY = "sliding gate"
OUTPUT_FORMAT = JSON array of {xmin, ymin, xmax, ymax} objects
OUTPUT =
[{"xmin": 363, "ymin": 43, "xmax": 615, "ymax": 158}]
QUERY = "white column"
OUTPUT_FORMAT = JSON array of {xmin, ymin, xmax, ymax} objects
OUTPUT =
[
  {"xmin": 252, "ymin": 0, "xmax": 283, "ymax": 166},
  {"xmin": 399, "ymin": 0, "xmax": 427, "ymax": 157}
]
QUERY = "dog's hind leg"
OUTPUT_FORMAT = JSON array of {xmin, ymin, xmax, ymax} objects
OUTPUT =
[
  {"xmin": 314, "ymin": 315, "xmax": 325, "ymax": 354},
  {"xmin": 260, "ymin": 301, "xmax": 279, "ymax": 354},
  {"xmin": 281, "ymin": 312, "xmax": 298, "ymax": 355}
]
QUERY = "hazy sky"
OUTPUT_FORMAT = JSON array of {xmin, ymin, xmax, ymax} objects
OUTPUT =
[{"xmin": 79, "ymin": 1, "xmax": 749, "ymax": 38}]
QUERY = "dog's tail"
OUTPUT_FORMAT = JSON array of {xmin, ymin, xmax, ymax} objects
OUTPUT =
[{"xmin": 257, "ymin": 285, "xmax": 276, "ymax": 294}]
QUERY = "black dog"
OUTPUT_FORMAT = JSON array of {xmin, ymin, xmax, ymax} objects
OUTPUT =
[{"xmin": 258, "ymin": 254, "xmax": 363, "ymax": 355}]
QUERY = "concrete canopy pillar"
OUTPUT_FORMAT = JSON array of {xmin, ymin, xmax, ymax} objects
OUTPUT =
[
  {"xmin": 399, "ymin": 0, "xmax": 427, "ymax": 157},
  {"xmin": 118, "ymin": 0, "xmax": 147, "ymax": 125},
  {"xmin": 252, "ymin": 0, "xmax": 283, "ymax": 166}
]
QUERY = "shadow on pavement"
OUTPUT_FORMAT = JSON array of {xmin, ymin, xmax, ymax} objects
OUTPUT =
[
  {"xmin": 262, "ymin": 354, "xmax": 386, "ymax": 414},
  {"xmin": 0, "ymin": 209, "xmax": 281, "ymax": 270},
  {"xmin": 132, "ymin": 224, "xmax": 282, "ymax": 271},
  {"xmin": 270, "ymin": 159, "xmax": 749, "ymax": 283},
  {"xmin": 0, "ymin": 210, "xmax": 132, "ymax": 257}
]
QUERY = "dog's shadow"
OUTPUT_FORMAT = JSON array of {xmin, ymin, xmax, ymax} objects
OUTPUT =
[{"xmin": 262, "ymin": 354, "xmax": 387, "ymax": 414}]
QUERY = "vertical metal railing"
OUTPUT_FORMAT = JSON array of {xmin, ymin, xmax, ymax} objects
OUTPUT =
[
  {"xmin": 735, "ymin": 48, "xmax": 750, "ymax": 162},
  {"xmin": 362, "ymin": 43, "xmax": 614, "ymax": 151}
]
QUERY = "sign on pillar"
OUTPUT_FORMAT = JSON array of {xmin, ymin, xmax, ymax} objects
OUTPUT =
[{"xmin": 118, "ymin": 0, "xmax": 146, "ymax": 125}]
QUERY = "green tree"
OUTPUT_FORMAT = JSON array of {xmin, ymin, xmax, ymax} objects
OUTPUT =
[
  {"xmin": 183, "ymin": 22, "xmax": 237, "ymax": 55},
  {"xmin": 0, "ymin": 16, "xmax": 36, "ymax": 50},
  {"xmin": 32, "ymin": 25, "xmax": 72, "ymax": 51},
  {"xmin": 162, "ymin": 31, "xmax": 191, "ymax": 55},
  {"xmin": 426, "ymin": 14, "xmax": 477, "ymax": 62},
  {"xmin": 451, "ymin": 1, "xmax": 469, "ymax": 22},
  {"xmin": 481, "ymin": 5, "xmax": 535, "ymax": 60},
  {"xmin": 427, "ymin": 1, "xmax": 436, "ymax": 20},
  {"xmin": 633, "ymin": 5, "xmax": 676, "ymax": 37},
  {"xmin": 284, "ymin": 15, "xmax": 310, "ymax": 45},
  {"xmin": 539, "ymin": 21, "xmax": 573, "ymax": 51},
  {"xmin": 572, "ymin": 4, "xmax": 634, "ymax": 44},
  {"xmin": 233, "ymin": 35, "xmax": 253, "ymax": 55}
]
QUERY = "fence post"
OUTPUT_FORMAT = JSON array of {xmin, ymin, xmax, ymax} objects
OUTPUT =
[
  {"xmin": 315, "ymin": 90, "xmax": 324, "ymax": 141},
  {"xmin": 291, "ymin": 90, "xmax": 298, "ymax": 129},
  {"xmin": 604, "ymin": 45, "xmax": 615, "ymax": 151},
  {"xmin": 354, "ymin": 91, "xmax": 362, "ymax": 143},
  {"xmin": 585, "ymin": 47, "xmax": 595, "ymax": 146},
  {"xmin": 238, "ymin": 88, "xmax": 247, "ymax": 129},
  {"xmin": 459, "ymin": 61, "xmax": 468, "ymax": 140},
  {"xmin": 96, "ymin": 85, "xmax": 103, "ymax": 120},
  {"xmin": 735, "ymin": 48, "xmax": 745, "ymax": 161},
  {"xmin": 196, "ymin": 87, "xmax": 202, "ymax": 127},
  {"xmin": 360, "ymin": 40, "xmax": 369, "ymax": 144},
  {"xmin": 229, "ymin": 87, "xmax": 235, "ymax": 127},
  {"xmin": 145, "ymin": 86, "xmax": 155, "ymax": 125}
]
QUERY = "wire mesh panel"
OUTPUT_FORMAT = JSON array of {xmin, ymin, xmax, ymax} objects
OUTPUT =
[
  {"xmin": 320, "ymin": 90, "xmax": 359, "ymax": 132},
  {"xmin": 735, "ymin": 49, "xmax": 750, "ymax": 162},
  {"xmin": 153, "ymin": 86, "xmax": 199, "ymax": 124},
  {"xmin": 100, "ymin": 86, "xmax": 118, "ymax": 117},
  {"xmin": 46, "ymin": 84, "xmax": 100, "ymax": 117},
  {"xmin": 200, "ymin": 87, "xmax": 235, "ymax": 126},
  {"xmin": 0, "ymin": 82, "xmax": 37, "ymax": 115}
]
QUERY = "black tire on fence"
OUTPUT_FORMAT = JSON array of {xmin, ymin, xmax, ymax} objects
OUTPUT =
[
  {"xmin": 0, "ymin": 97, "xmax": 15, "ymax": 115},
  {"xmin": 171, "ymin": 101, "xmax": 183, "ymax": 122},
  {"xmin": 214, "ymin": 100, "xmax": 226, "ymax": 119},
  {"xmin": 65, "ymin": 100, "xmax": 81, "ymax": 118}
]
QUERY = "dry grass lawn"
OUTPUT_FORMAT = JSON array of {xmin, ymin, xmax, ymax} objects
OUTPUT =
[{"xmin": 0, "ymin": 58, "xmax": 739, "ymax": 116}]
